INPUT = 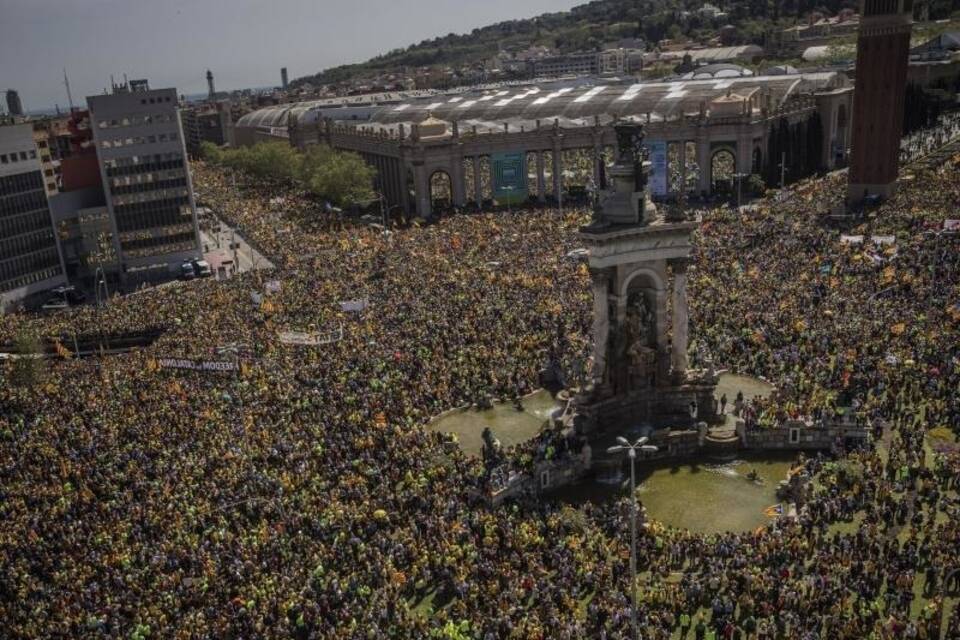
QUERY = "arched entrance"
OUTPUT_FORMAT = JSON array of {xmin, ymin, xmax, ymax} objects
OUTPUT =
[
  {"xmin": 430, "ymin": 170, "xmax": 452, "ymax": 213},
  {"xmin": 711, "ymin": 149, "xmax": 736, "ymax": 194}
]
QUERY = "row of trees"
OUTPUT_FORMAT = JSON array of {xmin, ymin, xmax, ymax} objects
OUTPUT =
[
  {"xmin": 201, "ymin": 142, "xmax": 376, "ymax": 208},
  {"xmin": 763, "ymin": 113, "xmax": 825, "ymax": 187}
]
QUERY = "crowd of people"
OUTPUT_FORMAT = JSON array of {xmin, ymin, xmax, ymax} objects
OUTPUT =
[{"xmin": 0, "ymin": 149, "xmax": 958, "ymax": 638}]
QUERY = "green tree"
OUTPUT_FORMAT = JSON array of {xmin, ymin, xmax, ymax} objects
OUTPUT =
[
  {"xmin": 199, "ymin": 141, "xmax": 223, "ymax": 164},
  {"xmin": 300, "ymin": 145, "xmax": 377, "ymax": 207}
]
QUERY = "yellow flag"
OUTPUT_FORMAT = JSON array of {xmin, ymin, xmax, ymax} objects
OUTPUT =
[{"xmin": 890, "ymin": 323, "xmax": 906, "ymax": 336}]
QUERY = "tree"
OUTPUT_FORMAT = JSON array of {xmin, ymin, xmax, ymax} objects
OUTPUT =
[
  {"xmin": 300, "ymin": 145, "xmax": 377, "ymax": 207},
  {"xmin": 199, "ymin": 141, "xmax": 223, "ymax": 164}
]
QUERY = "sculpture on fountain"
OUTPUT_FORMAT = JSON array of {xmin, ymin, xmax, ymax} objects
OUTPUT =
[{"xmin": 571, "ymin": 122, "xmax": 721, "ymax": 436}]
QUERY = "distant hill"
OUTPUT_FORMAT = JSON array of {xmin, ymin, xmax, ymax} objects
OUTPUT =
[{"xmin": 291, "ymin": 0, "xmax": 882, "ymax": 89}]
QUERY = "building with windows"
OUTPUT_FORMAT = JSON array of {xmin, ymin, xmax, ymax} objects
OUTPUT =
[
  {"xmin": 5, "ymin": 90, "xmax": 24, "ymax": 117},
  {"xmin": 235, "ymin": 70, "xmax": 853, "ymax": 218},
  {"xmin": 0, "ymin": 123, "xmax": 67, "ymax": 312},
  {"xmin": 532, "ymin": 53, "xmax": 601, "ymax": 78},
  {"xmin": 180, "ymin": 102, "xmax": 232, "ymax": 157},
  {"xmin": 87, "ymin": 81, "xmax": 201, "ymax": 286}
]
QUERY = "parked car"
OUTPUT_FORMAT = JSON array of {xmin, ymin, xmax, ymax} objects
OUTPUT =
[
  {"xmin": 51, "ymin": 285, "xmax": 87, "ymax": 305},
  {"xmin": 192, "ymin": 259, "xmax": 213, "ymax": 278},
  {"xmin": 180, "ymin": 262, "xmax": 197, "ymax": 280}
]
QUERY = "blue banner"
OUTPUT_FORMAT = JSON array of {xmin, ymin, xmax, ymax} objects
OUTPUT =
[
  {"xmin": 644, "ymin": 140, "xmax": 667, "ymax": 197},
  {"xmin": 492, "ymin": 152, "xmax": 528, "ymax": 203}
]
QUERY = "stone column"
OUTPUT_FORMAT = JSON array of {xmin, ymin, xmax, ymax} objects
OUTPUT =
[
  {"xmin": 413, "ymin": 162, "xmax": 431, "ymax": 219},
  {"xmin": 696, "ymin": 138, "xmax": 711, "ymax": 195},
  {"xmin": 552, "ymin": 145, "xmax": 563, "ymax": 204},
  {"xmin": 399, "ymin": 158, "xmax": 412, "ymax": 217},
  {"xmin": 736, "ymin": 135, "xmax": 753, "ymax": 177},
  {"xmin": 537, "ymin": 150, "xmax": 546, "ymax": 202},
  {"xmin": 451, "ymin": 156, "xmax": 466, "ymax": 207},
  {"xmin": 473, "ymin": 155, "xmax": 483, "ymax": 208},
  {"xmin": 680, "ymin": 141, "xmax": 689, "ymax": 201},
  {"xmin": 593, "ymin": 144, "xmax": 603, "ymax": 191},
  {"xmin": 671, "ymin": 259, "xmax": 690, "ymax": 378},
  {"xmin": 590, "ymin": 270, "xmax": 610, "ymax": 388}
]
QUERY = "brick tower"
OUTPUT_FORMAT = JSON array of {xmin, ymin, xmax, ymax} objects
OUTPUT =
[{"xmin": 847, "ymin": 0, "xmax": 913, "ymax": 203}]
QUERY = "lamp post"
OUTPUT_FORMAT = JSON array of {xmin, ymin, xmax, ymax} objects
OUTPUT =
[{"xmin": 607, "ymin": 435, "xmax": 659, "ymax": 640}]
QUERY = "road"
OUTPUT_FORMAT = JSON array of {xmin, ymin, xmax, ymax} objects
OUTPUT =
[{"xmin": 199, "ymin": 216, "xmax": 274, "ymax": 278}]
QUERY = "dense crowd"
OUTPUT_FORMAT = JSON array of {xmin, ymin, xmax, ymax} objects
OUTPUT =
[{"xmin": 0, "ymin": 152, "xmax": 958, "ymax": 638}]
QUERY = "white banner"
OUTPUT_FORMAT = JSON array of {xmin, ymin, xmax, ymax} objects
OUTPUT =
[
  {"xmin": 944, "ymin": 219, "xmax": 960, "ymax": 232},
  {"xmin": 279, "ymin": 324, "xmax": 343, "ymax": 346},
  {"xmin": 158, "ymin": 358, "xmax": 237, "ymax": 372},
  {"xmin": 840, "ymin": 235, "xmax": 864, "ymax": 245},
  {"xmin": 871, "ymin": 235, "xmax": 896, "ymax": 245},
  {"xmin": 340, "ymin": 298, "xmax": 370, "ymax": 313}
]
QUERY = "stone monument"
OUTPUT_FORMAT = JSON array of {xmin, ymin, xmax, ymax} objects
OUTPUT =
[{"xmin": 573, "ymin": 122, "xmax": 719, "ymax": 435}]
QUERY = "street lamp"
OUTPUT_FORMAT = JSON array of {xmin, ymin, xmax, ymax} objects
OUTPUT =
[{"xmin": 607, "ymin": 435, "xmax": 659, "ymax": 640}]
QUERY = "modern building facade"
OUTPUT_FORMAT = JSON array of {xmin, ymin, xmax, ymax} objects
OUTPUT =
[
  {"xmin": 87, "ymin": 81, "xmax": 201, "ymax": 285},
  {"xmin": 847, "ymin": 0, "xmax": 913, "ymax": 202},
  {"xmin": 0, "ymin": 123, "xmax": 67, "ymax": 311},
  {"xmin": 5, "ymin": 90, "xmax": 24, "ymax": 117},
  {"xmin": 282, "ymin": 68, "xmax": 289, "ymax": 90}
]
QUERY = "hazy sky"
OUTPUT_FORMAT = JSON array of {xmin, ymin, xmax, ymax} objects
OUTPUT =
[{"xmin": 0, "ymin": 0, "xmax": 580, "ymax": 112}]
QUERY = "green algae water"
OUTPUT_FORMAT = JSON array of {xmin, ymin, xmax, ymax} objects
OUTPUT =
[
  {"xmin": 428, "ymin": 374, "xmax": 791, "ymax": 533},
  {"xmin": 635, "ymin": 456, "xmax": 795, "ymax": 533},
  {"xmin": 426, "ymin": 390, "xmax": 560, "ymax": 458}
]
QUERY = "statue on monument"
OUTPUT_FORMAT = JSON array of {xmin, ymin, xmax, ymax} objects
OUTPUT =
[
  {"xmin": 587, "ymin": 121, "xmax": 655, "ymax": 229},
  {"xmin": 615, "ymin": 122, "xmax": 649, "ymax": 193},
  {"xmin": 605, "ymin": 291, "xmax": 657, "ymax": 393}
]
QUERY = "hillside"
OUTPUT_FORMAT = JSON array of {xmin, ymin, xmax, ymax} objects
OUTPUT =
[{"xmin": 291, "ymin": 0, "xmax": 875, "ymax": 88}]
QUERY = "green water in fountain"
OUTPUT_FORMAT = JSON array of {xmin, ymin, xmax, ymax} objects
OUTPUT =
[
  {"xmin": 428, "ymin": 374, "xmax": 791, "ymax": 533},
  {"xmin": 426, "ymin": 390, "xmax": 560, "ymax": 458},
  {"xmin": 635, "ymin": 456, "xmax": 795, "ymax": 533}
]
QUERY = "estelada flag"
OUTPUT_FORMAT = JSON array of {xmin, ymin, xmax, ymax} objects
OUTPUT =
[
  {"xmin": 55, "ymin": 340, "xmax": 72, "ymax": 359},
  {"xmin": 763, "ymin": 504, "xmax": 783, "ymax": 517}
]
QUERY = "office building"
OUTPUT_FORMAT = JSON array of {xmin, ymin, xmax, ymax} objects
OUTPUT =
[
  {"xmin": 87, "ymin": 80, "xmax": 201, "ymax": 286},
  {"xmin": 0, "ymin": 123, "xmax": 67, "ymax": 311},
  {"xmin": 6, "ymin": 90, "xmax": 24, "ymax": 117},
  {"xmin": 282, "ymin": 67, "xmax": 289, "ymax": 90}
]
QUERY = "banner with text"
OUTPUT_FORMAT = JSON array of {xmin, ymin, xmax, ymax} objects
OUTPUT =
[
  {"xmin": 156, "ymin": 358, "xmax": 237, "ymax": 372},
  {"xmin": 492, "ymin": 152, "xmax": 528, "ymax": 203}
]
